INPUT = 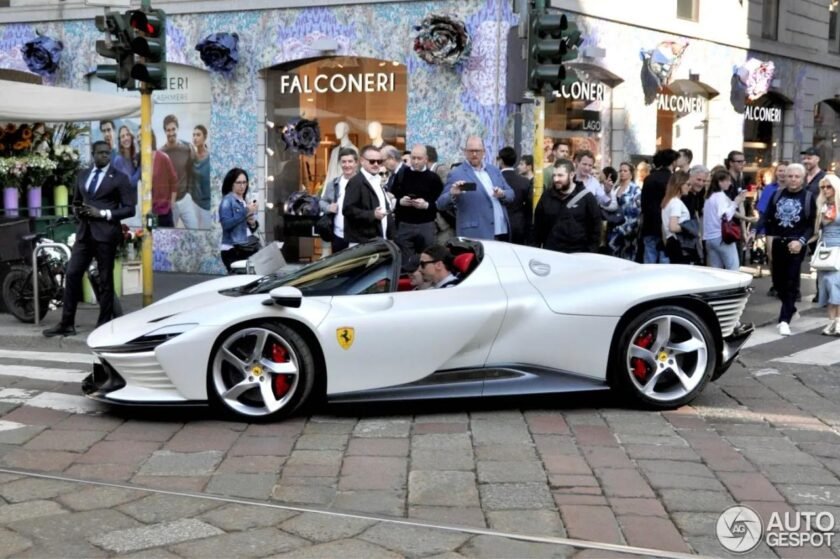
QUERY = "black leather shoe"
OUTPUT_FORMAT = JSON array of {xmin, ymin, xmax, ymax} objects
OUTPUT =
[{"xmin": 42, "ymin": 324, "xmax": 76, "ymax": 337}]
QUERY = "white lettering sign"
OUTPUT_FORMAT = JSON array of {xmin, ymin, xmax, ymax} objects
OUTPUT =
[
  {"xmin": 744, "ymin": 105, "xmax": 782, "ymax": 123},
  {"xmin": 279, "ymin": 73, "xmax": 396, "ymax": 95},
  {"xmin": 656, "ymin": 94, "xmax": 706, "ymax": 113},
  {"xmin": 553, "ymin": 82, "xmax": 606, "ymax": 102}
]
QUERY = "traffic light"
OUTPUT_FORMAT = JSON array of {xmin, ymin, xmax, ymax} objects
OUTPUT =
[
  {"xmin": 126, "ymin": 8, "xmax": 167, "ymax": 90},
  {"xmin": 95, "ymin": 12, "xmax": 134, "ymax": 89},
  {"xmin": 527, "ymin": 12, "xmax": 583, "ymax": 98}
]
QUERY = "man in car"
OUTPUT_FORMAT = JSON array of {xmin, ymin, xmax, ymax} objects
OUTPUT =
[{"xmin": 418, "ymin": 244, "xmax": 460, "ymax": 288}]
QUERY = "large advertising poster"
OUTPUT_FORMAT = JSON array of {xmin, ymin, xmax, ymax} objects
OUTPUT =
[{"xmin": 89, "ymin": 64, "xmax": 212, "ymax": 229}]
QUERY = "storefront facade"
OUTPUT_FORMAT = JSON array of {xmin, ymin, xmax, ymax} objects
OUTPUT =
[
  {"xmin": 0, "ymin": 0, "xmax": 516, "ymax": 273},
  {"xmin": 531, "ymin": 6, "xmax": 840, "ymax": 181},
  {"xmin": 2, "ymin": 0, "xmax": 839, "ymax": 273}
]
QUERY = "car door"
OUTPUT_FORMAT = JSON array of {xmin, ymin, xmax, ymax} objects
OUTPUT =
[{"xmin": 319, "ymin": 258, "xmax": 508, "ymax": 396}]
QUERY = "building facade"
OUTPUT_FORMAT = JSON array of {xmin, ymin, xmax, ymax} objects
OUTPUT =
[
  {"xmin": 1, "ymin": 0, "xmax": 839, "ymax": 273},
  {"xmin": 536, "ymin": 0, "xmax": 840, "ymax": 176}
]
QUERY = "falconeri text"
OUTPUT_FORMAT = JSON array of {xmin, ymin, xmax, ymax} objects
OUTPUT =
[{"xmin": 279, "ymin": 73, "xmax": 396, "ymax": 94}]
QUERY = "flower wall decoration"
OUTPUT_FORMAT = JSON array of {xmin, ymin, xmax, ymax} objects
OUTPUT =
[
  {"xmin": 22, "ymin": 35, "xmax": 64, "ymax": 77},
  {"xmin": 639, "ymin": 40, "xmax": 689, "ymax": 105},
  {"xmin": 413, "ymin": 13, "xmax": 472, "ymax": 66},
  {"xmin": 280, "ymin": 118, "xmax": 321, "ymax": 156},
  {"xmin": 730, "ymin": 58, "xmax": 776, "ymax": 114},
  {"xmin": 195, "ymin": 32, "xmax": 240, "ymax": 75}
]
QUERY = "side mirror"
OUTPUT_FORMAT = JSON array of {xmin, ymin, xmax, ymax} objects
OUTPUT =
[{"xmin": 267, "ymin": 286, "xmax": 303, "ymax": 308}]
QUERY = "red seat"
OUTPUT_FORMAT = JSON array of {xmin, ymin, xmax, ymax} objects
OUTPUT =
[
  {"xmin": 452, "ymin": 253, "xmax": 475, "ymax": 276},
  {"xmin": 397, "ymin": 276, "xmax": 413, "ymax": 292}
]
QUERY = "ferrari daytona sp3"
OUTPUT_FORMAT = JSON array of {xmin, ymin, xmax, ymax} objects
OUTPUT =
[{"xmin": 84, "ymin": 239, "xmax": 754, "ymax": 420}]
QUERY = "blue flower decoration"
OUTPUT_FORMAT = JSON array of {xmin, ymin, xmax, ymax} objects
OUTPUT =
[
  {"xmin": 280, "ymin": 118, "xmax": 320, "ymax": 156},
  {"xmin": 22, "ymin": 35, "xmax": 63, "ymax": 76},
  {"xmin": 195, "ymin": 32, "xmax": 239, "ymax": 75}
]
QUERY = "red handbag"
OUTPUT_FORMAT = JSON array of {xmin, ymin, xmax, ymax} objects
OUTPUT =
[{"xmin": 721, "ymin": 217, "xmax": 741, "ymax": 244}]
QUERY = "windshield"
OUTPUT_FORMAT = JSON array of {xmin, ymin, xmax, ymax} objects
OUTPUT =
[{"xmin": 237, "ymin": 240, "xmax": 398, "ymax": 296}]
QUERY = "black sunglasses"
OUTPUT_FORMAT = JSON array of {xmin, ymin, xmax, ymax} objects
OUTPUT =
[
  {"xmin": 365, "ymin": 158, "xmax": 384, "ymax": 165},
  {"xmin": 418, "ymin": 259, "xmax": 440, "ymax": 268}
]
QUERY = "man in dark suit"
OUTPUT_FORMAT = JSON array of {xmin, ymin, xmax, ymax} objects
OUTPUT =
[
  {"xmin": 342, "ymin": 145, "xmax": 395, "ymax": 244},
  {"xmin": 43, "ymin": 141, "xmax": 135, "ymax": 337},
  {"xmin": 497, "ymin": 146, "xmax": 533, "ymax": 245}
]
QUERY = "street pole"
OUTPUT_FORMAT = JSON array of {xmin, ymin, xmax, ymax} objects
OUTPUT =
[
  {"xmin": 140, "ymin": 87, "xmax": 153, "ymax": 307},
  {"xmin": 532, "ymin": 95, "xmax": 545, "ymax": 209}
]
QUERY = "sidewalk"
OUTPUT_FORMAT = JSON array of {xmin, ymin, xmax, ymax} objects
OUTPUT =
[
  {"xmin": 0, "ymin": 266, "xmax": 824, "ymax": 354},
  {"xmin": 0, "ymin": 271, "xmax": 215, "ymax": 353}
]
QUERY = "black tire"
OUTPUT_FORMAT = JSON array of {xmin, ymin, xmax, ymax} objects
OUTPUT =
[
  {"xmin": 613, "ymin": 305, "xmax": 716, "ymax": 409},
  {"xmin": 207, "ymin": 321, "xmax": 316, "ymax": 421},
  {"xmin": 1, "ymin": 266, "xmax": 49, "ymax": 324}
]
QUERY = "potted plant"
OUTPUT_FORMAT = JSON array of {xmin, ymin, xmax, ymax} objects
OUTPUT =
[{"xmin": 24, "ymin": 154, "xmax": 57, "ymax": 217}]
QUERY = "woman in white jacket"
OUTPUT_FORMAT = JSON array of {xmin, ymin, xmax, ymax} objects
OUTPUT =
[{"xmin": 703, "ymin": 169, "xmax": 748, "ymax": 270}]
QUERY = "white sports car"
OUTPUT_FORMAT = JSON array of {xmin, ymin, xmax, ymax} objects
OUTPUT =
[{"xmin": 84, "ymin": 239, "xmax": 754, "ymax": 420}]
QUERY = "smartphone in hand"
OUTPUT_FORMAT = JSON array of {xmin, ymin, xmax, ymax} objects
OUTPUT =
[{"xmin": 460, "ymin": 182, "xmax": 477, "ymax": 191}]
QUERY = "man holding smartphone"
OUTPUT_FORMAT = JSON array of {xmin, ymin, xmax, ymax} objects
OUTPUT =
[
  {"xmin": 391, "ymin": 144, "xmax": 444, "ymax": 270},
  {"xmin": 436, "ymin": 136, "xmax": 514, "ymax": 241}
]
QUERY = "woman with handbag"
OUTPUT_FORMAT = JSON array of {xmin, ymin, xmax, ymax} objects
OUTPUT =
[
  {"xmin": 607, "ymin": 162, "xmax": 642, "ymax": 260},
  {"xmin": 218, "ymin": 167, "xmax": 260, "ymax": 272},
  {"xmin": 660, "ymin": 171, "xmax": 695, "ymax": 264},
  {"xmin": 703, "ymin": 169, "xmax": 748, "ymax": 270},
  {"xmin": 814, "ymin": 174, "xmax": 840, "ymax": 335}
]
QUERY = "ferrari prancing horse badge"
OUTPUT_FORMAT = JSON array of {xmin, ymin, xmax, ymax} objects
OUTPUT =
[{"xmin": 336, "ymin": 327, "xmax": 355, "ymax": 350}]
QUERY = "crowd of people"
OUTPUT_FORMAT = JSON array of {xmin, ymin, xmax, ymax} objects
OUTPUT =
[{"xmin": 247, "ymin": 134, "xmax": 838, "ymax": 332}]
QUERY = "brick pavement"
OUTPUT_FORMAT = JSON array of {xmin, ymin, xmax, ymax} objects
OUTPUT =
[{"xmin": 0, "ymin": 345, "xmax": 838, "ymax": 556}]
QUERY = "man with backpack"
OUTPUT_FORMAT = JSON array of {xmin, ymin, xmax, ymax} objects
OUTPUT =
[
  {"xmin": 763, "ymin": 163, "xmax": 817, "ymax": 336},
  {"xmin": 532, "ymin": 159, "xmax": 602, "ymax": 253}
]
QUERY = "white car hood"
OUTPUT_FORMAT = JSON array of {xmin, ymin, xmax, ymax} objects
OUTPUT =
[{"xmin": 87, "ymin": 275, "xmax": 262, "ymax": 347}]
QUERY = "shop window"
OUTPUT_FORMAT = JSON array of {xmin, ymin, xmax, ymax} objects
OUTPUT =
[
  {"xmin": 762, "ymin": 0, "xmax": 779, "ymax": 40},
  {"xmin": 813, "ymin": 100, "xmax": 840, "ymax": 174},
  {"xmin": 264, "ymin": 56, "xmax": 407, "ymax": 258},
  {"xmin": 743, "ymin": 94, "xmax": 786, "ymax": 172},
  {"xmin": 544, "ymin": 80, "xmax": 608, "ymax": 166},
  {"xmin": 654, "ymin": 81, "xmax": 714, "ymax": 164},
  {"xmin": 831, "ymin": 1, "xmax": 840, "ymax": 53},
  {"xmin": 677, "ymin": 0, "xmax": 699, "ymax": 21}
]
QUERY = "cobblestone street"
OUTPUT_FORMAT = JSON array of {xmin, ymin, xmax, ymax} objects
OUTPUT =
[{"xmin": 1, "ymin": 315, "xmax": 839, "ymax": 558}]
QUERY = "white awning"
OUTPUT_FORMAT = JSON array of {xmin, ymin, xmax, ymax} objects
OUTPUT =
[{"xmin": 0, "ymin": 80, "xmax": 141, "ymax": 123}]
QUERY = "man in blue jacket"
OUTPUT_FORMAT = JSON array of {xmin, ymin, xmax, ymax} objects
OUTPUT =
[{"xmin": 436, "ymin": 136, "xmax": 515, "ymax": 240}]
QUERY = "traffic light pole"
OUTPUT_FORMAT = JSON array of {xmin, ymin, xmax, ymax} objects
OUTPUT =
[
  {"xmin": 533, "ymin": 95, "xmax": 545, "ymax": 209},
  {"xmin": 140, "ymin": 87, "xmax": 154, "ymax": 307}
]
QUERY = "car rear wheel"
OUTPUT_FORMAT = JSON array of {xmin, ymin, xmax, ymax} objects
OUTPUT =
[
  {"xmin": 614, "ymin": 306, "xmax": 716, "ymax": 409},
  {"xmin": 209, "ymin": 322, "xmax": 315, "ymax": 420}
]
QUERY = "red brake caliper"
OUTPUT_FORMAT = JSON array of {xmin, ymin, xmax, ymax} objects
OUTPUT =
[
  {"xmin": 631, "ymin": 330, "xmax": 654, "ymax": 381},
  {"xmin": 271, "ymin": 344, "xmax": 291, "ymax": 398}
]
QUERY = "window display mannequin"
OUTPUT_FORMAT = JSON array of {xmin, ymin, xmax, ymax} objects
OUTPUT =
[
  {"xmin": 325, "ymin": 121, "xmax": 357, "ymax": 184},
  {"xmin": 367, "ymin": 120, "xmax": 388, "ymax": 149}
]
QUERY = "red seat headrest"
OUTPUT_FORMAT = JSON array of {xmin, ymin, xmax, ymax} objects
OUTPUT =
[
  {"xmin": 397, "ymin": 277, "xmax": 413, "ymax": 291},
  {"xmin": 452, "ymin": 252, "xmax": 475, "ymax": 275}
]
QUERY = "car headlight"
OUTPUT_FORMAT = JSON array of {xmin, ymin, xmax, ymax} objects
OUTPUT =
[{"xmin": 122, "ymin": 323, "xmax": 199, "ymax": 351}]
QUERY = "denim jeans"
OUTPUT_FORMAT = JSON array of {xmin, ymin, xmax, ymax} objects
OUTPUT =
[
  {"xmin": 642, "ymin": 235, "xmax": 669, "ymax": 264},
  {"xmin": 705, "ymin": 237, "xmax": 740, "ymax": 271}
]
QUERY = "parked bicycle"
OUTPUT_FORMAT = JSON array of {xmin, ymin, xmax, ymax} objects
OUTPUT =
[{"xmin": 1, "ymin": 217, "xmax": 122, "ymax": 324}]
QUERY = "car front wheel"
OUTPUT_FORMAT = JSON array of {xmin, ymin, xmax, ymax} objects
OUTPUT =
[
  {"xmin": 614, "ymin": 306, "xmax": 716, "ymax": 409},
  {"xmin": 209, "ymin": 322, "xmax": 315, "ymax": 420}
]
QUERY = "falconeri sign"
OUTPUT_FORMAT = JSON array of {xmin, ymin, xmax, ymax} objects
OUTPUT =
[
  {"xmin": 656, "ymin": 93, "xmax": 706, "ymax": 113},
  {"xmin": 279, "ymin": 72, "xmax": 396, "ymax": 94},
  {"xmin": 744, "ymin": 105, "xmax": 783, "ymax": 123}
]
